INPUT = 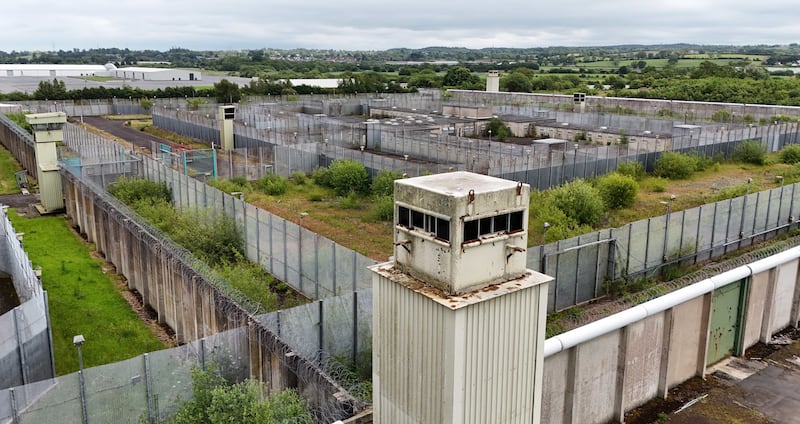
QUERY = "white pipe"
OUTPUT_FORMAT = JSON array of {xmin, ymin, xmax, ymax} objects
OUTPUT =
[
  {"xmin": 543, "ymin": 247, "xmax": 800, "ymax": 358},
  {"xmin": 747, "ymin": 246, "xmax": 800, "ymax": 275}
]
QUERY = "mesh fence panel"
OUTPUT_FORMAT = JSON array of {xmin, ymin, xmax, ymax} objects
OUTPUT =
[{"xmin": 84, "ymin": 355, "xmax": 147, "ymax": 423}]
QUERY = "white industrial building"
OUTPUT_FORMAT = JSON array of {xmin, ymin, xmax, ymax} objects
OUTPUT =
[{"xmin": 0, "ymin": 63, "xmax": 201, "ymax": 81}]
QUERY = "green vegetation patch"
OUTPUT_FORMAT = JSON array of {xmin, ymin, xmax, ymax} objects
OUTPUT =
[
  {"xmin": 0, "ymin": 146, "xmax": 22, "ymax": 194},
  {"xmin": 8, "ymin": 210, "xmax": 165, "ymax": 375}
]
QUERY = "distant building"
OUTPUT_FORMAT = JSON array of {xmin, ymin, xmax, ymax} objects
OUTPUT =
[{"xmin": 0, "ymin": 63, "xmax": 201, "ymax": 81}]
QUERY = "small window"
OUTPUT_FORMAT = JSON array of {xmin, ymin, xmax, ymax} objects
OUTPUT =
[
  {"xmin": 412, "ymin": 210, "xmax": 424, "ymax": 228},
  {"xmin": 493, "ymin": 214, "xmax": 509, "ymax": 233},
  {"xmin": 398, "ymin": 206, "xmax": 410, "ymax": 227},
  {"xmin": 464, "ymin": 220, "xmax": 479, "ymax": 242},
  {"xmin": 510, "ymin": 211, "xmax": 524, "ymax": 232},
  {"xmin": 479, "ymin": 217, "xmax": 493, "ymax": 236},
  {"xmin": 436, "ymin": 218, "xmax": 450, "ymax": 241}
]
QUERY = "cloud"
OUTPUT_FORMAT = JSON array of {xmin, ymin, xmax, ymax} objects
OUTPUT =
[{"xmin": 0, "ymin": 0, "xmax": 797, "ymax": 52}]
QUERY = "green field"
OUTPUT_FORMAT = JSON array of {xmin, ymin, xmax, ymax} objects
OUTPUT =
[
  {"xmin": 8, "ymin": 211, "xmax": 166, "ymax": 375},
  {"xmin": 0, "ymin": 147, "xmax": 21, "ymax": 194}
]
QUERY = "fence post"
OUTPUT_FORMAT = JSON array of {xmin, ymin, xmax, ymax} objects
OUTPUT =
[
  {"xmin": 268, "ymin": 213, "xmax": 274, "ymax": 271},
  {"xmin": 77, "ymin": 368, "xmax": 88, "ymax": 424},
  {"xmin": 199, "ymin": 338, "xmax": 206, "ymax": 370},
  {"xmin": 298, "ymin": 225, "xmax": 303, "ymax": 294},
  {"xmin": 352, "ymin": 291, "xmax": 359, "ymax": 369},
  {"xmin": 44, "ymin": 291, "xmax": 56, "ymax": 379},
  {"xmin": 332, "ymin": 244, "xmax": 338, "ymax": 295},
  {"xmin": 13, "ymin": 308, "xmax": 28, "ymax": 386},
  {"xmin": 317, "ymin": 300, "xmax": 324, "ymax": 364},
  {"xmin": 144, "ymin": 353, "xmax": 155, "ymax": 424},
  {"xmin": 314, "ymin": 233, "xmax": 320, "ymax": 299},
  {"xmin": 9, "ymin": 388, "xmax": 19, "ymax": 424},
  {"xmin": 283, "ymin": 219, "xmax": 288, "ymax": 282}
]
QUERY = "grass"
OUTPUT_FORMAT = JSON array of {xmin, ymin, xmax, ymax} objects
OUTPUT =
[
  {"xmin": 0, "ymin": 147, "xmax": 22, "ymax": 194},
  {"xmin": 8, "ymin": 210, "xmax": 165, "ymax": 375}
]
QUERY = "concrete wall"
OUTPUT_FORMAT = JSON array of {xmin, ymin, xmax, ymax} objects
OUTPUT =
[
  {"xmin": 60, "ymin": 171, "xmax": 362, "ymax": 419},
  {"xmin": 450, "ymin": 90, "xmax": 800, "ymax": 122},
  {"xmin": 541, "ymin": 249, "xmax": 800, "ymax": 423}
]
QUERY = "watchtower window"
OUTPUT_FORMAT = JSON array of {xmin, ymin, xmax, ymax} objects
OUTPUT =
[
  {"xmin": 397, "ymin": 206, "xmax": 450, "ymax": 242},
  {"xmin": 463, "ymin": 210, "xmax": 525, "ymax": 243}
]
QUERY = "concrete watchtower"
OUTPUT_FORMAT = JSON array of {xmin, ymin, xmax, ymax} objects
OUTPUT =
[
  {"xmin": 486, "ymin": 70, "xmax": 501, "ymax": 92},
  {"xmin": 218, "ymin": 105, "xmax": 235, "ymax": 150},
  {"xmin": 26, "ymin": 112, "xmax": 67, "ymax": 213},
  {"xmin": 371, "ymin": 171, "xmax": 552, "ymax": 423}
]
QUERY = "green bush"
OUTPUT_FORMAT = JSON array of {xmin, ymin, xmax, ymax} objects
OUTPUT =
[
  {"xmin": 528, "ymin": 191, "xmax": 594, "ymax": 244},
  {"xmin": 548, "ymin": 179, "xmax": 604, "ymax": 226},
  {"xmin": 780, "ymin": 144, "xmax": 800, "ymax": 164},
  {"xmin": 170, "ymin": 364, "xmax": 312, "ymax": 424},
  {"xmin": 329, "ymin": 159, "xmax": 369, "ymax": 196},
  {"xmin": 338, "ymin": 191, "xmax": 362, "ymax": 209},
  {"xmin": 257, "ymin": 174, "xmax": 289, "ymax": 195},
  {"xmin": 654, "ymin": 151, "xmax": 697, "ymax": 179},
  {"xmin": 596, "ymin": 173, "xmax": 638, "ymax": 209},
  {"xmin": 172, "ymin": 210, "xmax": 244, "ymax": 267},
  {"xmin": 108, "ymin": 177, "xmax": 172, "ymax": 205},
  {"xmin": 371, "ymin": 170, "xmax": 404, "ymax": 197},
  {"xmin": 648, "ymin": 177, "xmax": 668, "ymax": 192},
  {"xmin": 290, "ymin": 171, "xmax": 308, "ymax": 185},
  {"xmin": 616, "ymin": 161, "xmax": 646, "ymax": 181},
  {"xmin": 311, "ymin": 166, "xmax": 333, "ymax": 187},
  {"xmin": 207, "ymin": 177, "xmax": 251, "ymax": 194},
  {"xmin": 733, "ymin": 140, "xmax": 766, "ymax": 165},
  {"xmin": 372, "ymin": 194, "xmax": 394, "ymax": 221}
]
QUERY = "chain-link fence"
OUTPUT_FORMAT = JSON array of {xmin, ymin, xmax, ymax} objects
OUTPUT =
[
  {"xmin": 529, "ymin": 181, "xmax": 800, "ymax": 312},
  {"xmin": 0, "ymin": 207, "xmax": 54, "ymax": 391},
  {"xmin": 138, "ymin": 155, "xmax": 376, "ymax": 299},
  {"xmin": 0, "ymin": 326, "xmax": 250, "ymax": 424}
]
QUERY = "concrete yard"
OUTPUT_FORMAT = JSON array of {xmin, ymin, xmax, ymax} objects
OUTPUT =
[{"xmin": 627, "ymin": 327, "xmax": 800, "ymax": 423}]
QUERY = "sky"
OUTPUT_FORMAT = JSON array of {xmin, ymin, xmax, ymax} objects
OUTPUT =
[{"xmin": 1, "ymin": 0, "xmax": 798, "ymax": 52}]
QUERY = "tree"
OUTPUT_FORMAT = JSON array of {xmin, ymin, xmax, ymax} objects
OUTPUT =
[
  {"xmin": 214, "ymin": 79, "xmax": 241, "ymax": 104},
  {"xmin": 483, "ymin": 117, "xmax": 513, "ymax": 142},
  {"xmin": 443, "ymin": 66, "xmax": 479, "ymax": 88},
  {"xmin": 33, "ymin": 78, "xmax": 68, "ymax": 100},
  {"xmin": 502, "ymin": 72, "xmax": 532, "ymax": 93}
]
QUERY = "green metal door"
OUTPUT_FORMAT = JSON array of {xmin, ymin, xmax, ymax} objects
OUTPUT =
[{"xmin": 706, "ymin": 279, "xmax": 747, "ymax": 365}]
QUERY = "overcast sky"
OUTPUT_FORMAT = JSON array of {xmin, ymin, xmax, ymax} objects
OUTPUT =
[{"xmin": 1, "ymin": 0, "xmax": 798, "ymax": 52}]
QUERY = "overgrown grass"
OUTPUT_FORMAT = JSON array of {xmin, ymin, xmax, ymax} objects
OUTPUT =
[
  {"xmin": 8, "ymin": 210, "xmax": 165, "ymax": 375},
  {"xmin": 0, "ymin": 147, "xmax": 22, "ymax": 194}
]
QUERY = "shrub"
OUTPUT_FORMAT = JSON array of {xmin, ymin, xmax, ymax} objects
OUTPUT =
[
  {"xmin": 733, "ymin": 140, "xmax": 766, "ymax": 165},
  {"xmin": 171, "ymin": 364, "xmax": 312, "ymax": 424},
  {"xmin": 329, "ymin": 159, "xmax": 369, "ymax": 196},
  {"xmin": 371, "ymin": 170, "xmax": 404, "ymax": 197},
  {"xmin": 654, "ymin": 151, "xmax": 697, "ymax": 179},
  {"xmin": 257, "ymin": 174, "xmax": 289, "ymax": 195},
  {"xmin": 372, "ymin": 194, "xmax": 394, "ymax": 221},
  {"xmin": 207, "ymin": 177, "xmax": 251, "ymax": 194},
  {"xmin": 648, "ymin": 177, "xmax": 668, "ymax": 192},
  {"xmin": 780, "ymin": 144, "xmax": 800, "ymax": 164},
  {"xmin": 596, "ymin": 173, "xmax": 638, "ymax": 209},
  {"xmin": 108, "ymin": 177, "xmax": 172, "ymax": 205},
  {"xmin": 528, "ymin": 191, "xmax": 594, "ymax": 244},
  {"xmin": 338, "ymin": 191, "xmax": 362, "ymax": 209},
  {"xmin": 548, "ymin": 179, "xmax": 604, "ymax": 226},
  {"xmin": 172, "ymin": 210, "xmax": 244, "ymax": 267},
  {"xmin": 290, "ymin": 171, "xmax": 308, "ymax": 185},
  {"xmin": 616, "ymin": 161, "xmax": 645, "ymax": 181},
  {"xmin": 311, "ymin": 166, "xmax": 333, "ymax": 187}
]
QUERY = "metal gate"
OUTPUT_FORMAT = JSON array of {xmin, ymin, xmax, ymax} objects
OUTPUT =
[{"xmin": 706, "ymin": 278, "xmax": 748, "ymax": 365}]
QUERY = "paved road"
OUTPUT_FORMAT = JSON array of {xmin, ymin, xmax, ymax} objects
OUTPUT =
[
  {"xmin": 0, "ymin": 193, "xmax": 39, "ymax": 209},
  {"xmin": 82, "ymin": 116, "xmax": 171, "ymax": 152}
]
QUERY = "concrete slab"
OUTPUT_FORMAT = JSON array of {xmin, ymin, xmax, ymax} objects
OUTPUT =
[{"xmin": 737, "ymin": 364, "xmax": 800, "ymax": 423}]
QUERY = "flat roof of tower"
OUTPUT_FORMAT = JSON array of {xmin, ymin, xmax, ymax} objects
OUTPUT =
[{"xmin": 396, "ymin": 171, "xmax": 520, "ymax": 197}]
